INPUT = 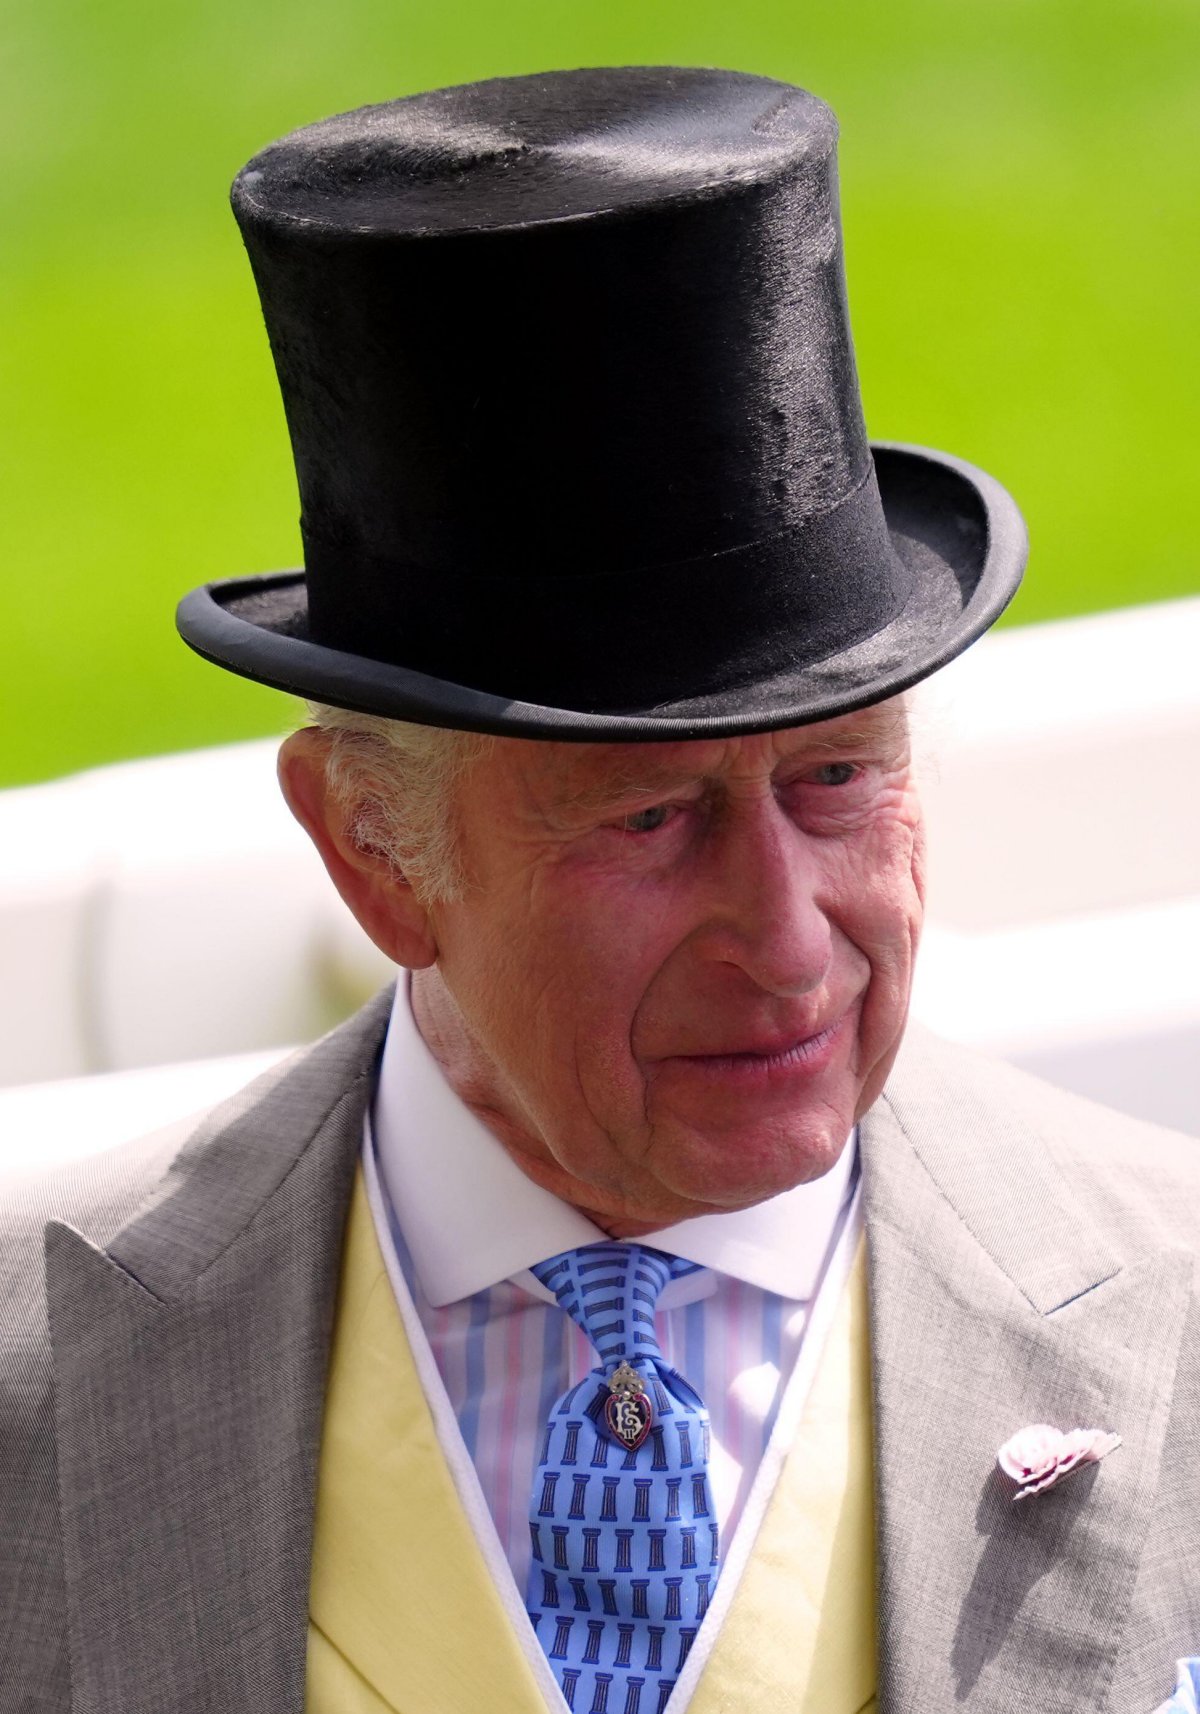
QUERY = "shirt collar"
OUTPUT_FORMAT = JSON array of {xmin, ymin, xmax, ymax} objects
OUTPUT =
[{"xmin": 371, "ymin": 978, "xmax": 857, "ymax": 1309}]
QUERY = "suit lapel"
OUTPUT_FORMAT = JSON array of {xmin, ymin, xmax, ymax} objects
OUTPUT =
[
  {"xmin": 863, "ymin": 1033, "xmax": 1192, "ymax": 1714},
  {"xmin": 44, "ymin": 991, "xmax": 393, "ymax": 1714}
]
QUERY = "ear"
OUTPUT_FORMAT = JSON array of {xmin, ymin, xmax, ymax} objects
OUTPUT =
[{"xmin": 277, "ymin": 727, "xmax": 439, "ymax": 970}]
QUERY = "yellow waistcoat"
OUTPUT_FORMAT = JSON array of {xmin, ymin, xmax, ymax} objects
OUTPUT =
[{"xmin": 307, "ymin": 1171, "xmax": 877, "ymax": 1714}]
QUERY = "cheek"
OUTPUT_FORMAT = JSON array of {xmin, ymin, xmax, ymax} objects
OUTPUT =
[
  {"xmin": 533, "ymin": 869, "xmax": 686, "ymax": 1049},
  {"xmin": 833, "ymin": 809, "xmax": 925, "ymax": 1066},
  {"xmin": 816, "ymin": 812, "xmax": 922, "ymax": 975},
  {"xmin": 442, "ymin": 864, "xmax": 685, "ymax": 1115}
]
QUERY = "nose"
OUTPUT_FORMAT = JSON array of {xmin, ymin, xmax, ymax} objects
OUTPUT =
[{"xmin": 695, "ymin": 793, "xmax": 834, "ymax": 998}]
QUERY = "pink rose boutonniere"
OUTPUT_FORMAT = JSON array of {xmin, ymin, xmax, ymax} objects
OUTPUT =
[{"xmin": 997, "ymin": 1423, "xmax": 1122, "ymax": 1501}]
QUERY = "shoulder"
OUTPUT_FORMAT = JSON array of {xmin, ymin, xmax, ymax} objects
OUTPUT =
[
  {"xmin": 0, "ymin": 984, "xmax": 393, "ymax": 1403},
  {"xmin": 1, "ymin": 1116, "xmax": 189, "ymax": 1237},
  {"xmin": 0, "ymin": 1114, "xmax": 202, "ymax": 1475},
  {"xmin": 883, "ymin": 1023, "xmax": 1200, "ymax": 1250}
]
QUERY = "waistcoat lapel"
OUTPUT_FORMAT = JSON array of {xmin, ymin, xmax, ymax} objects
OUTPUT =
[
  {"xmin": 44, "ymin": 990, "xmax": 393, "ymax": 1714},
  {"xmin": 863, "ymin": 1031, "xmax": 1191, "ymax": 1714},
  {"xmin": 688, "ymin": 1242, "xmax": 877, "ymax": 1714},
  {"xmin": 306, "ymin": 1170, "xmax": 547, "ymax": 1714}
]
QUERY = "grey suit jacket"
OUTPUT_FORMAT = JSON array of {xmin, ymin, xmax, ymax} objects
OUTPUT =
[{"xmin": 2, "ymin": 987, "xmax": 1198, "ymax": 1714}]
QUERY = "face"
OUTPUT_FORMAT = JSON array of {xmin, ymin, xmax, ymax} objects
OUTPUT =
[{"xmin": 413, "ymin": 701, "xmax": 926, "ymax": 1235}]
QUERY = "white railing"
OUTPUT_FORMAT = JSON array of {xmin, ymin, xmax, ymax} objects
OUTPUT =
[
  {"xmin": 1, "ymin": 597, "xmax": 1196, "ymax": 1170},
  {"xmin": 910, "ymin": 595, "xmax": 1198, "ymax": 1134}
]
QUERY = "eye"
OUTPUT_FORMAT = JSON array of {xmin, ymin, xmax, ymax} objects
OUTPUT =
[
  {"xmin": 807, "ymin": 761, "xmax": 860, "ymax": 787},
  {"xmin": 621, "ymin": 803, "xmax": 675, "ymax": 834}
]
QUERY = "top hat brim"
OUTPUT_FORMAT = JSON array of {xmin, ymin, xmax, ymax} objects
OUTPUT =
[{"xmin": 176, "ymin": 441, "xmax": 1026, "ymax": 742}]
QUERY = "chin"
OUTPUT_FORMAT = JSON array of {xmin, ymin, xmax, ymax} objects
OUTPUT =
[{"xmin": 657, "ymin": 1118, "xmax": 852, "ymax": 1213}]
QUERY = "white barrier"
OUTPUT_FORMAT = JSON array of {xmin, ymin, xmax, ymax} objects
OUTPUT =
[
  {"xmin": 0, "ymin": 739, "xmax": 389, "ymax": 1085},
  {"xmin": 910, "ymin": 595, "xmax": 1199, "ymax": 1134},
  {"xmin": 1, "ymin": 598, "xmax": 1196, "ymax": 1171}
]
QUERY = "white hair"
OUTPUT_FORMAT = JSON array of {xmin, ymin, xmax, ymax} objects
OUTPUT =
[{"xmin": 303, "ymin": 703, "xmax": 493, "ymax": 904}]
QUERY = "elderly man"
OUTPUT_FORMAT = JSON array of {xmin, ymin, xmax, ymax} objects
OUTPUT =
[{"xmin": 3, "ymin": 67, "xmax": 1198, "ymax": 1714}]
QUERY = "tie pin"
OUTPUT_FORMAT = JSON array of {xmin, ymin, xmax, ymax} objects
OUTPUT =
[{"xmin": 605, "ymin": 1361, "xmax": 653, "ymax": 1451}]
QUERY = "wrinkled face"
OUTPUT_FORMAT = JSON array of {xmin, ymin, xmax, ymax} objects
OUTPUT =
[{"xmin": 422, "ymin": 701, "xmax": 926, "ymax": 1232}]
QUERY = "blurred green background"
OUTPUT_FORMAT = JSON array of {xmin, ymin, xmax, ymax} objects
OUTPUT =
[{"xmin": 3, "ymin": 0, "xmax": 1197, "ymax": 788}]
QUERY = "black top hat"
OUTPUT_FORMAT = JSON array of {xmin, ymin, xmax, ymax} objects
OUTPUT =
[{"xmin": 177, "ymin": 67, "xmax": 1026, "ymax": 739}]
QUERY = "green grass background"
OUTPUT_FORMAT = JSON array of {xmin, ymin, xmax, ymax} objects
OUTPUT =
[{"xmin": 3, "ymin": 0, "xmax": 1197, "ymax": 787}]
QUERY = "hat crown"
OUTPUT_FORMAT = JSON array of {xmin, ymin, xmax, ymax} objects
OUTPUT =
[
  {"xmin": 228, "ymin": 67, "xmax": 897, "ymax": 710},
  {"xmin": 234, "ymin": 67, "xmax": 838, "ymax": 237}
]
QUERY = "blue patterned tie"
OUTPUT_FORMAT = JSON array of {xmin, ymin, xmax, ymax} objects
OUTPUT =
[{"xmin": 525, "ymin": 1243, "xmax": 720, "ymax": 1714}]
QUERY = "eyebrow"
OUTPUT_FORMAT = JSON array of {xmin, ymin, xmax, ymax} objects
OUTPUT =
[
  {"xmin": 554, "ymin": 763, "xmax": 703, "ymax": 819},
  {"xmin": 550, "ymin": 704, "xmax": 909, "ymax": 817}
]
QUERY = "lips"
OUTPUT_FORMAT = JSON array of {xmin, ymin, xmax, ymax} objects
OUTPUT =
[{"xmin": 650, "ymin": 1003, "xmax": 855, "ymax": 1069}]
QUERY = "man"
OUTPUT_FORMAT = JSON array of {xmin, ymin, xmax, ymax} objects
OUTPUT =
[{"xmin": 2, "ymin": 67, "xmax": 1197, "ymax": 1714}]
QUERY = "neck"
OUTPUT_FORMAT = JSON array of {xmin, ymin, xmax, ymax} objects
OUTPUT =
[{"xmin": 408, "ymin": 968, "xmax": 711, "ymax": 1237}]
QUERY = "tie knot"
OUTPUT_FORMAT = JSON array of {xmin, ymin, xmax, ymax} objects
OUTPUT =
[{"xmin": 532, "ymin": 1243, "xmax": 699, "ymax": 1370}]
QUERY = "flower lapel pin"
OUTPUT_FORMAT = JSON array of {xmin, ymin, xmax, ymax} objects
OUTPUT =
[{"xmin": 997, "ymin": 1422, "xmax": 1122, "ymax": 1502}]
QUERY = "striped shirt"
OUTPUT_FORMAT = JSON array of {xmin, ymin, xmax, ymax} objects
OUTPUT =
[{"xmin": 368, "ymin": 980, "xmax": 858, "ymax": 1596}]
